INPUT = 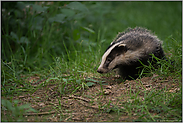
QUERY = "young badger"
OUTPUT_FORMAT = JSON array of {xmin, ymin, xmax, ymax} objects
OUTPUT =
[{"xmin": 97, "ymin": 27, "xmax": 166, "ymax": 79}]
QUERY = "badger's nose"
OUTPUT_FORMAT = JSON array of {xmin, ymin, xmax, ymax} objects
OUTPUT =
[{"xmin": 97, "ymin": 69, "xmax": 103, "ymax": 73}]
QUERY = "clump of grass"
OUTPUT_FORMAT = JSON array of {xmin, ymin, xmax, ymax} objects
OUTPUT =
[{"xmin": 138, "ymin": 36, "xmax": 182, "ymax": 81}]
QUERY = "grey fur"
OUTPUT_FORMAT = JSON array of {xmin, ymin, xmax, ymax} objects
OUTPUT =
[{"xmin": 97, "ymin": 27, "xmax": 166, "ymax": 79}]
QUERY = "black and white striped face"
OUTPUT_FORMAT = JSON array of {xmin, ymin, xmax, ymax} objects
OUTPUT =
[{"xmin": 97, "ymin": 42, "xmax": 127, "ymax": 74}]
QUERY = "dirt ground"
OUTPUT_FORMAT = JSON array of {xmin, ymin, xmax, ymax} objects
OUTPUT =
[{"xmin": 4, "ymin": 74, "xmax": 181, "ymax": 122}]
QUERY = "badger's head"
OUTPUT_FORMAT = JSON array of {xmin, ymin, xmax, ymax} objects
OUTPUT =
[{"xmin": 97, "ymin": 42, "xmax": 127, "ymax": 74}]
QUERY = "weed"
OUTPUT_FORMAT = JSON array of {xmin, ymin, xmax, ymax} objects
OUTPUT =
[{"xmin": 1, "ymin": 99, "xmax": 37, "ymax": 122}]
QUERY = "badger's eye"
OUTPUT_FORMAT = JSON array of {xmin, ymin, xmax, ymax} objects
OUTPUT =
[{"xmin": 106, "ymin": 58, "xmax": 112, "ymax": 63}]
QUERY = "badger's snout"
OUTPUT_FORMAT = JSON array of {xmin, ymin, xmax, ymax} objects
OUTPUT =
[
  {"xmin": 97, "ymin": 66, "xmax": 111, "ymax": 74},
  {"xmin": 97, "ymin": 69, "xmax": 104, "ymax": 73}
]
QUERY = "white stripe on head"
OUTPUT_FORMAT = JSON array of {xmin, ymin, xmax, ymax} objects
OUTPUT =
[{"xmin": 98, "ymin": 42, "xmax": 126, "ymax": 69}]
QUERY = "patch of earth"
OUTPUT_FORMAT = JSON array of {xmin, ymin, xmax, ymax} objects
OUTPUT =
[{"xmin": 3, "ymin": 74, "xmax": 181, "ymax": 122}]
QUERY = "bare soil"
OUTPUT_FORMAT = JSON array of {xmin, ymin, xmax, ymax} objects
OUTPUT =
[{"xmin": 3, "ymin": 74, "xmax": 181, "ymax": 122}]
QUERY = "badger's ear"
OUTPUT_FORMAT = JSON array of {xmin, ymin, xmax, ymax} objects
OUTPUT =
[
  {"xmin": 117, "ymin": 43, "xmax": 127, "ymax": 53},
  {"xmin": 118, "ymin": 43, "xmax": 126, "ymax": 47}
]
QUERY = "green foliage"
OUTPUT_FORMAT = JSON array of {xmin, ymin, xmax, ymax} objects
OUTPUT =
[
  {"xmin": 2, "ymin": 2, "xmax": 86, "ymax": 65},
  {"xmin": 1, "ymin": 99, "xmax": 37, "ymax": 122}
]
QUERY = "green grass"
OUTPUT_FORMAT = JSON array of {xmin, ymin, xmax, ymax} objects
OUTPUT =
[{"xmin": 1, "ymin": 1, "xmax": 182, "ymax": 122}]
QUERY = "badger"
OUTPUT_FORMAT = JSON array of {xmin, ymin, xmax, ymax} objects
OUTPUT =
[{"xmin": 97, "ymin": 27, "xmax": 166, "ymax": 79}]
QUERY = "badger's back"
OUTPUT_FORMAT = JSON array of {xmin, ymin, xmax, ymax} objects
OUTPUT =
[
  {"xmin": 109, "ymin": 27, "xmax": 165, "ymax": 62},
  {"xmin": 97, "ymin": 27, "xmax": 166, "ymax": 79}
]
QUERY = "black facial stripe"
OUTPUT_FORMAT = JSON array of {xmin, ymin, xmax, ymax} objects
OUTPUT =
[
  {"xmin": 104, "ymin": 47, "xmax": 120, "ymax": 68},
  {"xmin": 104, "ymin": 56, "xmax": 114, "ymax": 68},
  {"xmin": 105, "ymin": 36, "xmax": 131, "ymax": 53}
]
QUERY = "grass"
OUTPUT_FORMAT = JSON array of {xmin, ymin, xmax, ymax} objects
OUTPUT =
[{"xmin": 1, "ymin": 1, "xmax": 182, "ymax": 122}]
